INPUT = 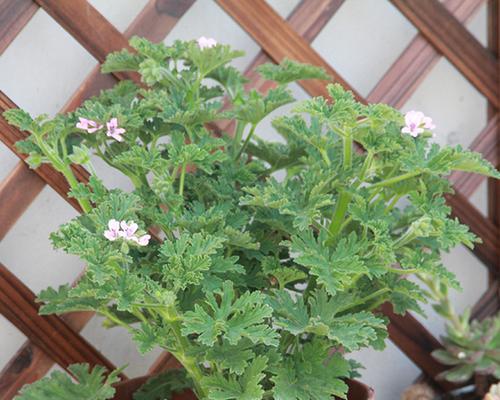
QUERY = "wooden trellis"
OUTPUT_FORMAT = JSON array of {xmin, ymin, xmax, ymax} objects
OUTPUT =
[{"xmin": 0, "ymin": 0, "xmax": 498, "ymax": 397}]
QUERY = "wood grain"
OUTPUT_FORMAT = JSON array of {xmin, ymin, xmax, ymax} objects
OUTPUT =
[
  {"xmin": 0, "ymin": 0, "xmax": 38, "ymax": 55},
  {"xmin": 0, "ymin": 263, "xmax": 124, "ymax": 378},
  {"xmin": 0, "ymin": 163, "xmax": 45, "ymax": 241},
  {"xmin": 368, "ymin": 0, "xmax": 483, "ymax": 108},
  {"xmin": 391, "ymin": 0, "xmax": 499, "ymax": 107}
]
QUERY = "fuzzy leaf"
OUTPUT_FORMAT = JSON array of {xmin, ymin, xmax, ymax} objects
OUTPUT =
[{"xmin": 15, "ymin": 364, "xmax": 120, "ymax": 400}]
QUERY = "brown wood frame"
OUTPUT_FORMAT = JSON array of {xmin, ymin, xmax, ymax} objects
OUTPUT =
[{"xmin": 0, "ymin": 0, "xmax": 497, "ymax": 397}]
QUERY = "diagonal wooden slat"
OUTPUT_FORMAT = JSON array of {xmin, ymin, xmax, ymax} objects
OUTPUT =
[
  {"xmin": 217, "ymin": 0, "xmax": 362, "ymax": 101},
  {"xmin": 487, "ymin": 1, "xmax": 500, "ymax": 221},
  {"xmin": 0, "ymin": 1, "xmax": 195, "ymax": 396},
  {"xmin": 368, "ymin": 0, "xmax": 483, "ymax": 108},
  {"xmin": 449, "ymin": 115, "xmax": 499, "ymax": 197},
  {"xmin": 0, "ymin": 263, "xmax": 124, "ymax": 378},
  {"xmin": 0, "ymin": 0, "xmax": 38, "ymax": 56},
  {"xmin": 390, "ymin": 0, "xmax": 499, "ymax": 108},
  {"xmin": 0, "ymin": 162, "xmax": 45, "ymax": 241}
]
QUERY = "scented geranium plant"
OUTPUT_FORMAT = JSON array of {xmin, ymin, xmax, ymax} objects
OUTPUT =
[{"xmin": 5, "ymin": 37, "xmax": 500, "ymax": 400}]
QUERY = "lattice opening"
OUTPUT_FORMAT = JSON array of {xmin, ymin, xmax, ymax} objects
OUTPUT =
[
  {"xmin": 0, "ymin": 9, "xmax": 96, "ymax": 116},
  {"xmin": 0, "ymin": 186, "xmax": 83, "ymax": 293},
  {"xmin": 80, "ymin": 315, "xmax": 164, "ymax": 378},
  {"xmin": 0, "ymin": 315, "xmax": 26, "ymax": 370},
  {"xmin": 312, "ymin": 0, "xmax": 418, "ymax": 96}
]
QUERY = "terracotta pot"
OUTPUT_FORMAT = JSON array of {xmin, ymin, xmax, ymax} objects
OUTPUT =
[{"xmin": 113, "ymin": 375, "xmax": 374, "ymax": 400}]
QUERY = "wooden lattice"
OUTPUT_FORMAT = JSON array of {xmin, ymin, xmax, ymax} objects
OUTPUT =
[{"xmin": 0, "ymin": 0, "xmax": 498, "ymax": 398}]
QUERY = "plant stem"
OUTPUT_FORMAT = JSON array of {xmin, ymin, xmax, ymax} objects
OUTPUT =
[
  {"xmin": 343, "ymin": 134, "xmax": 352, "ymax": 171},
  {"xmin": 328, "ymin": 191, "xmax": 351, "ymax": 238},
  {"xmin": 384, "ymin": 266, "xmax": 418, "ymax": 275},
  {"xmin": 178, "ymin": 163, "xmax": 187, "ymax": 196},
  {"xmin": 236, "ymin": 123, "xmax": 256, "ymax": 160},
  {"xmin": 357, "ymin": 151, "xmax": 373, "ymax": 184},
  {"xmin": 337, "ymin": 287, "xmax": 390, "ymax": 313},
  {"xmin": 159, "ymin": 307, "xmax": 207, "ymax": 398},
  {"xmin": 327, "ymin": 134, "xmax": 353, "ymax": 239},
  {"xmin": 61, "ymin": 166, "xmax": 93, "ymax": 213},
  {"xmin": 368, "ymin": 170, "xmax": 420, "ymax": 190},
  {"xmin": 232, "ymin": 121, "xmax": 246, "ymax": 157}
]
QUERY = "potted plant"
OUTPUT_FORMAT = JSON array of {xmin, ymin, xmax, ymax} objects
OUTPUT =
[{"xmin": 5, "ymin": 37, "xmax": 499, "ymax": 400}]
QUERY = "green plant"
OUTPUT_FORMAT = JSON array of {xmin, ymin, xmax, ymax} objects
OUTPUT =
[{"xmin": 5, "ymin": 37, "xmax": 499, "ymax": 400}]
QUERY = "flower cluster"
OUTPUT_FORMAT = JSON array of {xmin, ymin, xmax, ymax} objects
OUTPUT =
[
  {"xmin": 402, "ymin": 110, "xmax": 435, "ymax": 137},
  {"xmin": 103, "ymin": 219, "xmax": 150, "ymax": 246},
  {"xmin": 76, "ymin": 117, "xmax": 126, "ymax": 142}
]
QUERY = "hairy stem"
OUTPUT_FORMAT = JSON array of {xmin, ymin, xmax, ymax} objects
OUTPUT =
[
  {"xmin": 159, "ymin": 307, "xmax": 207, "ymax": 397},
  {"xmin": 178, "ymin": 163, "xmax": 187, "ymax": 196},
  {"xmin": 236, "ymin": 123, "xmax": 256, "ymax": 160},
  {"xmin": 368, "ymin": 170, "xmax": 421, "ymax": 190},
  {"xmin": 328, "ymin": 134, "xmax": 353, "ymax": 238}
]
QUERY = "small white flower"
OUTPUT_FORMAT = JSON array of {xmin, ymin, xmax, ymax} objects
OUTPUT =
[
  {"xmin": 402, "ymin": 110, "xmax": 436, "ymax": 137},
  {"xmin": 197, "ymin": 36, "xmax": 217, "ymax": 50}
]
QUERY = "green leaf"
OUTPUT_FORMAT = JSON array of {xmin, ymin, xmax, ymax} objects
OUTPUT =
[
  {"xmin": 37, "ymin": 284, "xmax": 106, "ymax": 315},
  {"xmin": 203, "ymin": 356, "xmax": 267, "ymax": 400},
  {"xmin": 15, "ymin": 364, "xmax": 120, "ymax": 400},
  {"xmin": 187, "ymin": 42, "xmax": 244, "ymax": 76},
  {"xmin": 287, "ymin": 231, "xmax": 368, "ymax": 295},
  {"xmin": 272, "ymin": 341, "xmax": 350, "ymax": 400},
  {"xmin": 3, "ymin": 108, "xmax": 34, "ymax": 131},
  {"xmin": 257, "ymin": 59, "xmax": 330, "ymax": 85},
  {"xmin": 101, "ymin": 49, "xmax": 142, "ymax": 73},
  {"xmin": 182, "ymin": 281, "xmax": 279, "ymax": 347},
  {"xmin": 159, "ymin": 232, "xmax": 225, "ymax": 291},
  {"xmin": 262, "ymin": 257, "xmax": 307, "ymax": 289},
  {"xmin": 205, "ymin": 341, "xmax": 255, "ymax": 375}
]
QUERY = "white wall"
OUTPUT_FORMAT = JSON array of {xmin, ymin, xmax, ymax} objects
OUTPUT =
[{"xmin": 0, "ymin": 1, "xmax": 491, "ymax": 398}]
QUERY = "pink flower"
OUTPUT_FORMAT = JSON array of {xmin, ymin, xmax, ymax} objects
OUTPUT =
[
  {"xmin": 197, "ymin": 36, "xmax": 217, "ymax": 50},
  {"xmin": 131, "ymin": 234, "xmax": 151, "ymax": 246},
  {"xmin": 402, "ymin": 111, "xmax": 435, "ymax": 137},
  {"xmin": 104, "ymin": 219, "xmax": 150, "ymax": 246},
  {"xmin": 103, "ymin": 219, "xmax": 121, "ymax": 241},
  {"xmin": 76, "ymin": 117, "xmax": 102, "ymax": 133},
  {"xmin": 119, "ymin": 220, "xmax": 138, "ymax": 240},
  {"xmin": 106, "ymin": 118, "xmax": 126, "ymax": 142}
]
